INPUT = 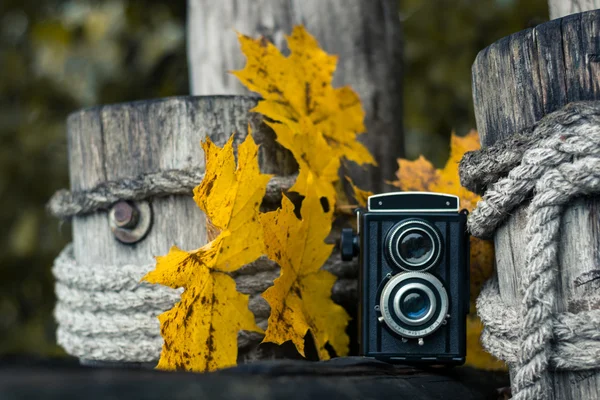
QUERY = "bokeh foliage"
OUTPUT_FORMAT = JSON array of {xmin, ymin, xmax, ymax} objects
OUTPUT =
[
  {"xmin": 0, "ymin": 0, "xmax": 187, "ymax": 356},
  {"xmin": 0, "ymin": 0, "xmax": 547, "ymax": 357},
  {"xmin": 401, "ymin": 0, "xmax": 548, "ymax": 164}
]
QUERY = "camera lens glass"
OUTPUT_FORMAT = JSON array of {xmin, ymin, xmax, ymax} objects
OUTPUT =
[
  {"xmin": 400, "ymin": 289, "xmax": 431, "ymax": 320},
  {"xmin": 379, "ymin": 272, "xmax": 449, "ymax": 337},
  {"xmin": 398, "ymin": 231, "xmax": 434, "ymax": 266},
  {"xmin": 386, "ymin": 220, "xmax": 442, "ymax": 271}
]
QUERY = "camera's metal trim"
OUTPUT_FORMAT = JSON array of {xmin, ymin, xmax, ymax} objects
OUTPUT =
[
  {"xmin": 368, "ymin": 192, "xmax": 460, "ymax": 212},
  {"xmin": 397, "ymin": 227, "xmax": 435, "ymax": 267},
  {"xmin": 379, "ymin": 271, "xmax": 449, "ymax": 339},
  {"xmin": 393, "ymin": 282, "xmax": 436, "ymax": 326},
  {"xmin": 387, "ymin": 220, "xmax": 442, "ymax": 272}
]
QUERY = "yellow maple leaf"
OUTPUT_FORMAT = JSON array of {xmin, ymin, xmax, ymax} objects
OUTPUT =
[
  {"xmin": 143, "ymin": 133, "xmax": 271, "ymax": 371},
  {"xmin": 393, "ymin": 156, "xmax": 439, "ymax": 191},
  {"xmin": 232, "ymin": 25, "xmax": 375, "ymax": 167},
  {"xmin": 260, "ymin": 185, "xmax": 350, "ymax": 359},
  {"xmin": 433, "ymin": 131, "xmax": 481, "ymax": 212},
  {"xmin": 390, "ymin": 130, "xmax": 500, "ymax": 370},
  {"xmin": 267, "ymin": 121, "xmax": 339, "ymax": 205},
  {"xmin": 346, "ymin": 176, "xmax": 373, "ymax": 208},
  {"xmin": 466, "ymin": 316, "xmax": 506, "ymax": 370},
  {"xmin": 390, "ymin": 130, "xmax": 480, "ymax": 209}
]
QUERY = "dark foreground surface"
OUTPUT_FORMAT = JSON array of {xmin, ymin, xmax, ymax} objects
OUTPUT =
[{"xmin": 0, "ymin": 356, "xmax": 509, "ymax": 400}]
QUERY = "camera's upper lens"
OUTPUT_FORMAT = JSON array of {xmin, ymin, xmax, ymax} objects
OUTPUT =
[
  {"xmin": 398, "ymin": 232, "xmax": 434, "ymax": 266},
  {"xmin": 400, "ymin": 289, "xmax": 431, "ymax": 319},
  {"xmin": 386, "ymin": 220, "xmax": 442, "ymax": 272}
]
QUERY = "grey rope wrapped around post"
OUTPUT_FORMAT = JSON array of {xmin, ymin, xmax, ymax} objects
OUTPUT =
[
  {"xmin": 48, "ymin": 169, "xmax": 356, "ymax": 363},
  {"xmin": 47, "ymin": 168, "xmax": 296, "ymax": 218},
  {"xmin": 47, "ymin": 168, "xmax": 296, "ymax": 362},
  {"xmin": 459, "ymin": 101, "xmax": 600, "ymax": 400}
]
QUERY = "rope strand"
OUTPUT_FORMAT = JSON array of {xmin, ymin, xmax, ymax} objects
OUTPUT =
[{"xmin": 462, "ymin": 101, "xmax": 600, "ymax": 400}]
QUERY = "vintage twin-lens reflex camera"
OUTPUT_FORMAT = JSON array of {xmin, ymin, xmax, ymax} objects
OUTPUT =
[{"xmin": 341, "ymin": 192, "xmax": 469, "ymax": 365}]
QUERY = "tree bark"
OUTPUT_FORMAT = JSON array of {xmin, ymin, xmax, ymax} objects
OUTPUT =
[
  {"xmin": 471, "ymin": 10, "xmax": 600, "ymax": 399},
  {"xmin": 186, "ymin": 0, "xmax": 404, "ymax": 192},
  {"xmin": 549, "ymin": 0, "xmax": 600, "ymax": 19}
]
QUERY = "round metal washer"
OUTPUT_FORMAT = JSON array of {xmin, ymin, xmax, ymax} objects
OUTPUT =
[{"xmin": 108, "ymin": 200, "xmax": 152, "ymax": 244}]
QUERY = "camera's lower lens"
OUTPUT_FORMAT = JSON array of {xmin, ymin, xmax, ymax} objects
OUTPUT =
[
  {"xmin": 400, "ymin": 289, "xmax": 431, "ymax": 319},
  {"xmin": 398, "ymin": 231, "xmax": 434, "ymax": 266},
  {"xmin": 379, "ymin": 272, "xmax": 449, "ymax": 338}
]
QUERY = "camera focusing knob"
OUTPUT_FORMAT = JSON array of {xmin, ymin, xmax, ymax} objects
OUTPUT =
[{"xmin": 340, "ymin": 228, "xmax": 359, "ymax": 261}]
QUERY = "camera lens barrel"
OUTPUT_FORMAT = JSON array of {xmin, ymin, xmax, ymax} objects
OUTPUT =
[
  {"xmin": 379, "ymin": 271, "xmax": 449, "ymax": 338},
  {"xmin": 386, "ymin": 220, "xmax": 442, "ymax": 272},
  {"xmin": 393, "ymin": 282, "xmax": 436, "ymax": 326}
]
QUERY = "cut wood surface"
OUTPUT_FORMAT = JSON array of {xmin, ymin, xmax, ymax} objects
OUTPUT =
[
  {"xmin": 549, "ymin": 0, "xmax": 600, "ymax": 19},
  {"xmin": 187, "ymin": 0, "xmax": 404, "ymax": 191},
  {"xmin": 472, "ymin": 10, "xmax": 600, "ymax": 399}
]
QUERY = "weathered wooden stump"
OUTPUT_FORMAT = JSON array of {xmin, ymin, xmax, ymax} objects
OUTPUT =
[
  {"xmin": 55, "ymin": 95, "xmax": 359, "ymax": 366},
  {"xmin": 472, "ymin": 9, "xmax": 600, "ymax": 399},
  {"xmin": 549, "ymin": 0, "xmax": 600, "ymax": 19}
]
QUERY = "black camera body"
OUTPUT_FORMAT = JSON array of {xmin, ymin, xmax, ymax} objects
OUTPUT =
[{"xmin": 341, "ymin": 192, "xmax": 470, "ymax": 365}]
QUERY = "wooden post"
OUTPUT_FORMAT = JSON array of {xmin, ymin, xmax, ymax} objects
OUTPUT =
[
  {"xmin": 549, "ymin": 0, "xmax": 600, "ymax": 19},
  {"xmin": 66, "ymin": 95, "xmax": 297, "ymax": 365},
  {"xmin": 472, "ymin": 10, "xmax": 600, "ymax": 399},
  {"xmin": 186, "ymin": 0, "xmax": 404, "ymax": 191}
]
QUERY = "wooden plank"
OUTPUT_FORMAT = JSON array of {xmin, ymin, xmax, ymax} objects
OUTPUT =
[
  {"xmin": 471, "ymin": 10, "xmax": 600, "ymax": 399},
  {"xmin": 186, "ymin": 0, "xmax": 404, "ymax": 191},
  {"xmin": 0, "ymin": 357, "xmax": 510, "ymax": 400},
  {"xmin": 562, "ymin": 11, "xmax": 600, "ymax": 101},
  {"xmin": 549, "ymin": 0, "xmax": 600, "ymax": 19},
  {"xmin": 534, "ymin": 19, "xmax": 568, "ymax": 115}
]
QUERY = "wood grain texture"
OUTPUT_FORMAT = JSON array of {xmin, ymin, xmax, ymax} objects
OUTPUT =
[
  {"xmin": 472, "ymin": 10, "xmax": 600, "ymax": 399},
  {"xmin": 67, "ymin": 95, "xmax": 359, "ymax": 365},
  {"xmin": 549, "ymin": 0, "xmax": 600, "ymax": 19},
  {"xmin": 0, "ymin": 358, "xmax": 510, "ymax": 400},
  {"xmin": 67, "ymin": 95, "xmax": 301, "ymax": 364},
  {"xmin": 187, "ymin": 0, "xmax": 404, "ymax": 192}
]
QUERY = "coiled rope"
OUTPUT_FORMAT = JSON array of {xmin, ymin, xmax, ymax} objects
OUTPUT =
[
  {"xmin": 47, "ymin": 168, "xmax": 296, "ymax": 218},
  {"xmin": 460, "ymin": 101, "xmax": 600, "ymax": 399},
  {"xmin": 48, "ymin": 168, "xmax": 360, "ymax": 363},
  {"xmin": 47, "ymin": 167, "xmax": 296, "ymax": 362},
  {"xmin": 52, "ymin": 244, "xmax": 285, "ymax": 363}
]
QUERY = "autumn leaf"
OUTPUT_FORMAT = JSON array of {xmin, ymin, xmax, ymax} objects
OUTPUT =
[
  {"xmin": 466, "ymin": 316, "xmax": 506, "ymax": 370},
  {"xmin": 346, "ymin": 176, "xmax": 373, "ymax": 208},
  {"xmin": 390, "ymin": 130, "xmax": 500, "ymax": 370},
  {"xmin": 267, "ymin": 121, "xmax": 339, "ymax": 206},
  {"xmin": 390, "ymin": 131, "xmax": 492, "ymax": 295},
  {"xmin": 392, "ymin": 156, "xmax": 438, "ymax": 191},
  {"xmin": 260, "ymin": 185, "xmax": 350, "ymax": 359},
  {"xmin": 233, "ymin": 25, "xmax": 375, "ymax": 202},
  {"xmin": 434, "ymin": 131, "xmax": 481, "ymax": 212},
  {"xmin": 143, "ymin": 133, "xmax": 271, "ymax": 372}
]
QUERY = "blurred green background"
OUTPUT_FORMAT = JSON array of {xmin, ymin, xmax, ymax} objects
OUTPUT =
[{"xmin": 0, "ymin": 0, "xmax": 547, "ymax": 357}]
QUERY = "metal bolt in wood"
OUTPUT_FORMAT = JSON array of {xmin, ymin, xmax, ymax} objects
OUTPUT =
[{"xmin": 108, "ymin": 200, "xmax": 152, "ymax": 244}]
